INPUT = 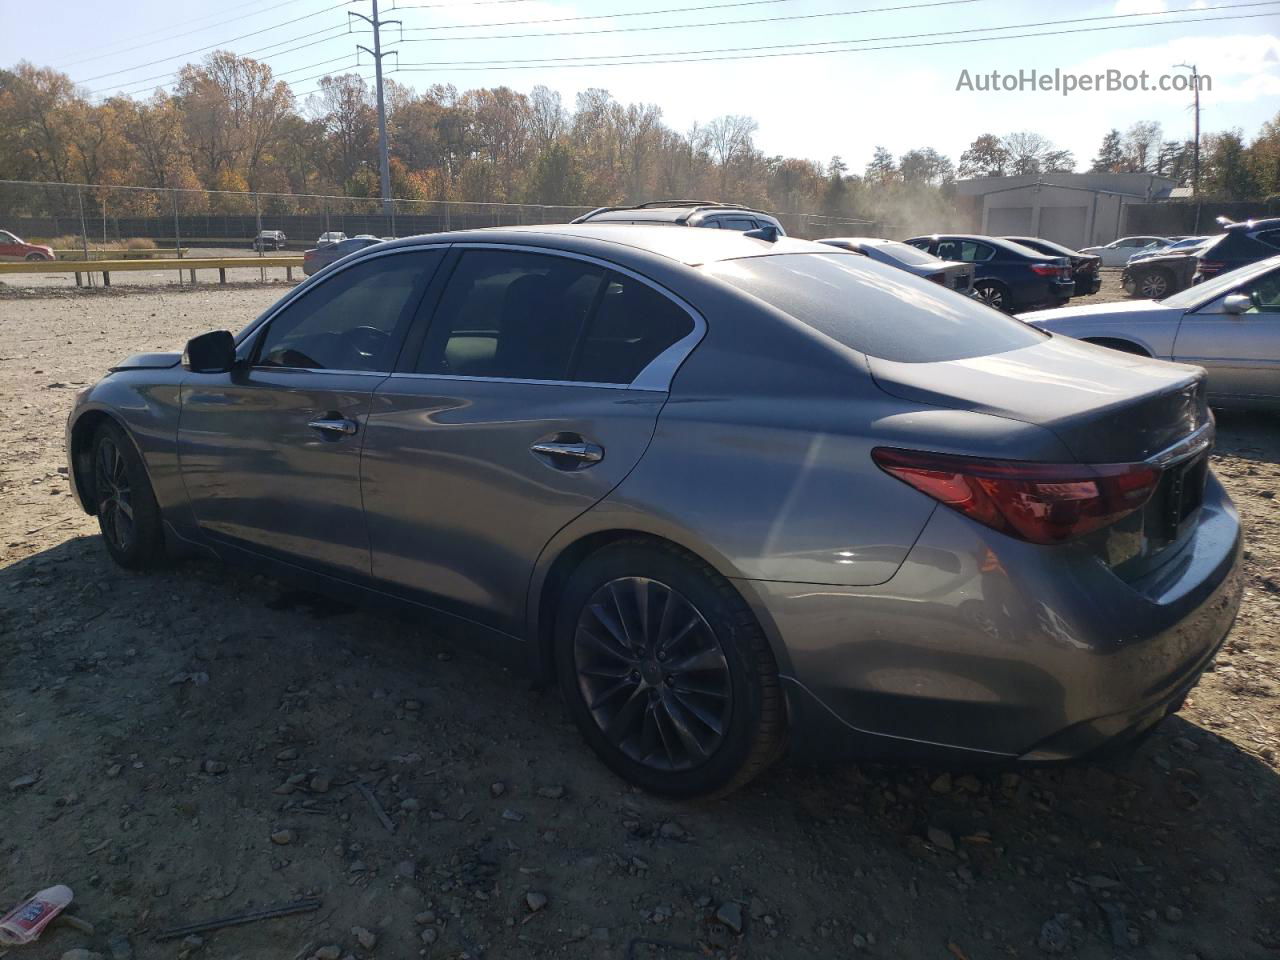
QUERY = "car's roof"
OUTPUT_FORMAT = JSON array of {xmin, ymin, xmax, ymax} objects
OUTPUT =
[
  {"xmin": 820, "ymin": 236, "xmax": 893, "ymax": 247},
  {"xmin": 909, "ymin": 233, "xmax": 1044, "ymax": 256},
  {"xmin": 1225, "ymin": 217, "xmax": 1280, "ymax": 231},
  {"xmin": 375, "ymin": 223, "xmax": 833, "ymax": 266}
]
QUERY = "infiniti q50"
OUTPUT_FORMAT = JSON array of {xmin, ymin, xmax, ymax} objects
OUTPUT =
[{"xmin": 67, "ymin": 225, "xmax": 1243, "ymax": 796}]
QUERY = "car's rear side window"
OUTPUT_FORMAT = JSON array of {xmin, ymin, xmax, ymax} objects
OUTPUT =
[
  {"xmin": 705, "ymin": 253, "xmax": 1046, "ymax": 363},
  {"xmin": 574, "ymin": 276, "xmax": 694, "ymax": 384},
  {"xmin": 415, "ymin": 248, "xmax": 695, "ymax": 385}
]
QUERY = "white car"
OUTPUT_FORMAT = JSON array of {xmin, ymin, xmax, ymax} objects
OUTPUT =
[
  {"xmin": 1079, "ymin": 236, "xmax": 1172, "ymax": 267},
  {"xmin": 316, "ymin": 231, "xmax": 348, "ymax": 247},
  {"xmin": 1020, "ymin": 254, "xmax": 1280, "ymax": 410}
]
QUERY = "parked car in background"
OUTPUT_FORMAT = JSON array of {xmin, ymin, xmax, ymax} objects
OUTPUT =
[
  {"xmin": 302, "ymin": 234, "xmax": 383, "ymax": 275},
  {"xmin": 316, "ymin": 231, "xmax": 348, "ymax": 247},
  {"xmin": 252, "ymin": 230, "xmax": 287, "ymax": 251},
  {"xmin": 0, "ymin": 229, "xmax": 55, "ymax": 261},
  {"xmin": 1120, "ymin": 239, "xmax": 1211, "ymax": 299},
  {"xmin": 905, "ymin": 234, "xmax": 1074, "ymax": 310},
  {"xmin": 1192, "ymin": 217, "xmax": 1280, "ymax": 284},
  {"xmin": 1079, "ymin": 236, "xmax": 1172, "ymax": 267},
  {"xmin": 1130, "ymin": 236, "xmax": 1210, "ymax": 263},
  {"xmin": 1002, "ymin": 236, "xmax": 1102, "ymax": 297},
  {"xmin": 1022, "ymin": 254, "xmax": 1280, "ymax": 409},
  {"xmin": 67, "ymin": 224, "xmax": 1242, "ymax": 796},
  {"xmin": 572, "ymin": 200, "xmax": 786, "ymax": 235},
  {"xmin": 818, "ymin": 237, "xmax": 974, "ymax": 293}
]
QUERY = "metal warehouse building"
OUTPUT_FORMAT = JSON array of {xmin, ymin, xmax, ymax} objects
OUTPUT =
[{"xmin": 953, "ymin": 173, "xmax": 1177, "ymax": 249}]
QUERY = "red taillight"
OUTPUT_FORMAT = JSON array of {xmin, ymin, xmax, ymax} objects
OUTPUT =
[
  {"xmin": 1198, "ymin": 260, "xmax": 1224, "ymax": 275},
  {"xmin": 872, "ymin": 448, "xmax": 1160, "ymax": 544},
  {"xmin": 1029, "ymin": 263, "xmax": 1060, "ymax": 276},
  {"xmin": 927, "ymin": 272, "xmax": 947, "ymax": 285}
]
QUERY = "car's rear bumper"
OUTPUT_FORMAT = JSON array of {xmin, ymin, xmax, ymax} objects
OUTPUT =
[{"xmin": 743, "ymin": 475, "xmax": 1243, "ymax": 762}]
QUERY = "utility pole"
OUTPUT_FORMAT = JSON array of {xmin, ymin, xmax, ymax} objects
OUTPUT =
[
  {"xmin": 351, "ymin": 0, "xmax": 399, "ymax": 218},
  {"xmin": 1174, "ymin": 63, "xmax": 1201, "ymax": 196}
]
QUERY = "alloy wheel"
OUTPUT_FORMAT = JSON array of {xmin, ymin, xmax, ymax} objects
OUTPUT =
[
  {"xmin": 94, "ymin": 436, "xmax": 135, "ymax": 553},
  {"xmin": 573, "ymin": 577, "xmax": 733, "ymax": 772},
  {"xmin": 1139, "ymin": 272, "xmax": 1168, "ymax": 298},
  {"xmin": 976, "ymin": 284, "xmax": 1004, "ymax": 309}
]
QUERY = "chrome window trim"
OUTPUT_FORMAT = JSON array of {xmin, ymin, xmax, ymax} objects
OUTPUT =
[
  {"xmin": 425, "ymin": 241, "xmax": 707, "ymax": 392},
  {"xmin": 237, "ymin": 240, "xmax": 706, "ymax": 392}
]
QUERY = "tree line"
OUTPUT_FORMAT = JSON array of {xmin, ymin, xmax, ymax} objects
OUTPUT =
[{"xmin": 1, "ymin": 54, "xmax": 1277, "ymax": 229}]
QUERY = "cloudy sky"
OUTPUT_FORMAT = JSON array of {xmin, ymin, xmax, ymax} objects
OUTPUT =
[{"xmin": 5, "ymin": 0, "xmax": 1278, "ymax": 172}]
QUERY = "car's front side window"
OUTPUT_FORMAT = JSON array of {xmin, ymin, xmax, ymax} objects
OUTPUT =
[
  {"xmin": 255, "ymin": 250, "xmax": 441, "ymax": 372},
  {"xmin": 415, "ymin": 249, "xmax": 605, "ymax": 381},
  {"xmin": 1239, "ymin": 270, "xmax": 1280, "ymax": 313},
  {"xmin": 0, "ymin": 231, "xmax": 18, "ymax": 244}
]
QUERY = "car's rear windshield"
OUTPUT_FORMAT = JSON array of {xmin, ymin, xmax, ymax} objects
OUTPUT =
[
  {"xmin": 874, "ymin": 241, "xmax": 938, "ymax": 266},
  {"xmin": 705, "ymin": 253, "xmax": 1046, "ymax": 363}
]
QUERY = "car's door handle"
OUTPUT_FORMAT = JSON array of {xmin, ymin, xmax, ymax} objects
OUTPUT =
[
  {"xmin": 308, "ymin": 416, "xmax": 359, "ymax": 437},
  {"xmin": 531, "ymin": 440, "xmax": 604, "ymax": 464}
]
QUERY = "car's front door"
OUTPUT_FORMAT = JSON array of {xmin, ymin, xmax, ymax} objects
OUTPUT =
[
  {"xmin": 0, "ymin": 231, "xmax": 24, "ymax": 261},
  {"xmin": 177, "ymin": 248, "xmax": 445, "ymax": 575},
  {"xmin": 1173, "ymin": 266, "xmax": 1280, "ymax": 404},
  {"xmin": 360, "ymin": 245, "xmax": 700, "ymax": 636}
]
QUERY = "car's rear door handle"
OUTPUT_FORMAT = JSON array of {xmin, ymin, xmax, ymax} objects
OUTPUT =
[
  {"xmin": 531, "ymin": 440, "xmax": 604, "ymax": 464},
  {"xmin": 308, "ymin": 416, "xmax": 359, "ymax": 437}
]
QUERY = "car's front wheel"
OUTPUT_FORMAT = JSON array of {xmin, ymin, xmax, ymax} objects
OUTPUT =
[
  {"xmin": 91, "ymin": 421, "xmax": 166, "ymax": 569},
  {"xmin": 25, "ymin": 252, "xmax": 50, "ymax": 261},
  {"xmin": 555, "ymin": 540, "xmax": 784, "ymax": 797}
]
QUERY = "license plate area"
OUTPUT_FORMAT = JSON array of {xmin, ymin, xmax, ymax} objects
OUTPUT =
[{"xmin": 1149, "ymin": 451, "xmax": 1209, "ymax": 544}]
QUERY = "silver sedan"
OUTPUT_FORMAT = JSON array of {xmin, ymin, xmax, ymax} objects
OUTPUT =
[
  {"xmin": 66, "ymin": 225, "xmax": 1242, "ymax": 796},
  {"xmin": 1022, "ymin": 254, "xmax": 1280, "ymax": 410}
]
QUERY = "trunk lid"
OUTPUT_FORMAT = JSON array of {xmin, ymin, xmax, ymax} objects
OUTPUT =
[{"xmin": 867, "ymin": 334, "xmax": 1209, "ymax": 463}]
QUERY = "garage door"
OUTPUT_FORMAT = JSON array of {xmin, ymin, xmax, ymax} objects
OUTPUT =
[
  {"xmin": 1038, "ymin": 206, "xmax": 1089, "ymax": 249},
  {"xmin": 986, "ymin": 206, "xmax": 1032, "ymax": 236}
]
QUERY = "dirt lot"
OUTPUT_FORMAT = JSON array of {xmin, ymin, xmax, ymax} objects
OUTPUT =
[{"xmin": 1, "ymin": 273, "xmax": 1278, "ymax": 960}]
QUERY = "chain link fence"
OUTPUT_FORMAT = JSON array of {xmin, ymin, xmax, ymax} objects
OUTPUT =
[{"xmin": 0, "ymin": 179, "xmax": 879, "ymax": 255}]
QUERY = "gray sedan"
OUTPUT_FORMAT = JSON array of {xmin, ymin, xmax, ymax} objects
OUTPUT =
[
  {"xmin": 66, "ymin": 225, "xmax": 1242, "ymax": 796},
  {"xmin": 817, "ymin": 237, "xmax": 974, "ymax": 293},
  {"xmin": 1022, "ymin": 254, "xmax": 1280, "ymax": 410}
]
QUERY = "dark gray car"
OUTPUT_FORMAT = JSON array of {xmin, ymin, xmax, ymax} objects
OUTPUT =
[
  {"xmin": 817, "ymin": 237, "xmax": 974, "ymax": 293},
  {"xmin": 66, "ymin": 225, "xmax": 1242, "ymax": 796}
]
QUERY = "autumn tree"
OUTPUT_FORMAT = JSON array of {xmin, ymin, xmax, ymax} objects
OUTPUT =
[{"xmin": 958, "ymin": 134, "xmax": 1008, "ymax": 178}]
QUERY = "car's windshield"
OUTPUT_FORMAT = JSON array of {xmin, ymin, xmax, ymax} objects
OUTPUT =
[
  {"xmin": 1, "ymin": 231, "xmax": 22, "ymax": 243},
  {"xmin": 1161, "ymin": 253, "xmax": 1280, "ymax": 308},
  {"xmin": 873, "ymin": 241, "xmax": 939, "ymax": 266},
  {"xmin": 706, "ymin": 253, "xmax": 1046, "ymax": 363},
  {"xmin": 1014, "ymin": 238, "xmax": 1073, "ymax": 257}
]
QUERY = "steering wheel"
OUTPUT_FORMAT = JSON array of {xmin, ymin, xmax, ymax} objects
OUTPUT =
[{"xmin": 337, "ymin": 325, "xmax": 390, "ymax": 368}]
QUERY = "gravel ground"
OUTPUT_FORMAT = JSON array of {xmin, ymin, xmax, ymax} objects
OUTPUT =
[{"xmin": 1, "ymin": 274, "xmax": 1278, "ymax": 960}]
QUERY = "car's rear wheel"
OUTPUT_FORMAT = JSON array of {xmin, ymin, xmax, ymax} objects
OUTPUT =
[
  {"xmin": 554, "ymin": 540, "xmax": 783, "ymax": 797},
  {"xmin": 91, "ymin": 421, "xmax": 166, "ymax": 569},
  {"xmin": 1135, "ymin": 268, "xmax": 1171, "ymax": 299},
  {"xmin": 973, "ymin": 280, "xmax": 1008, "ymax": 311}
]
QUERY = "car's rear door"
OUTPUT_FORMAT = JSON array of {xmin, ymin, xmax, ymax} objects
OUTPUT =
[
  {"xmin": 0, "ymin": 231, "xmax": 23, "ymax": 261},
  {"xmin": 360, "ymin": 244, "xmax": 701, "ymax": 636},
  {"xmin": 177, "ymin": 248, "xmax": 444, "ymax": 576},
  {"xmin": 1173, "ymin": 265, "xmax": 1280, "ymax": 404}
]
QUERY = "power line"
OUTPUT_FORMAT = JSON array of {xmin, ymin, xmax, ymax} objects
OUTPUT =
[
  {"xmin": 397, "ymin": 0, "xmax": 796, "ymax": 32},
  {"xmin": 74, "ymin": 3, "xmax": 355, "ymax": 85},
  {"xmin": 94, "ymin": 25, "xmax": 360, "ymax": 99},
  {"xmin": 58, "ymin": 0, "xmax": 332, "ymax": 69},
  {"xmin": 389, "ymin": 4, "xmax": 1280, "ymax": 70},
  {"xmin": 392, "ymin": 0, "xmax": 985, "ymax": 43}
]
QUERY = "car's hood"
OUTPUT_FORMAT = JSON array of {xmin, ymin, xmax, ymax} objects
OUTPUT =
[
  {"xmin": 110, "ymin": 352, "xmax": 183, "ymax": 372},
  {"xmin": 1018, "ymin": 299, "xmax": 1181, "ymax": 325}
]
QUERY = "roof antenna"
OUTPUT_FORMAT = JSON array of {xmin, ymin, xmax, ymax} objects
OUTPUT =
[{"xmin": 744, "ymin": 225, "xmax": 780, "ymax": 243}]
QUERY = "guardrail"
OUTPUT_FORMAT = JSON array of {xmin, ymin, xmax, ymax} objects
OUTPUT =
[
  {"xmin": 0, "ymin": 256, "xmax": 303, "ymax": 286},
  {"xmin": 51, "ymin": 248, "xmax": 192, "ymax": 261}
]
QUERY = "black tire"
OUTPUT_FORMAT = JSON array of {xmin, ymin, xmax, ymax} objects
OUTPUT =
[
  {"xmin": 90, "ymin": 421, "xmax": 166, "ymax": 569},
  {"xmin": 973, "ymin": 280, "xmax": 1009, "ymax": 312},
  {"xmin": 25, "ymin": 252, "xmax": 49, "ymax": 261},
  {"xmin": 554, "ymin": 539, "xmax": 784, "ymax": 797}
]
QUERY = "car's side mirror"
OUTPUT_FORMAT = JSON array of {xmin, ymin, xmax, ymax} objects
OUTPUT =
[
  {"xmin": 1222, "ymin": 293, "xmax": 1252, "ymax": 315},
  {"xmin": 185, "ymin": 330, "xmax": 237, "ymax": 373}
]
